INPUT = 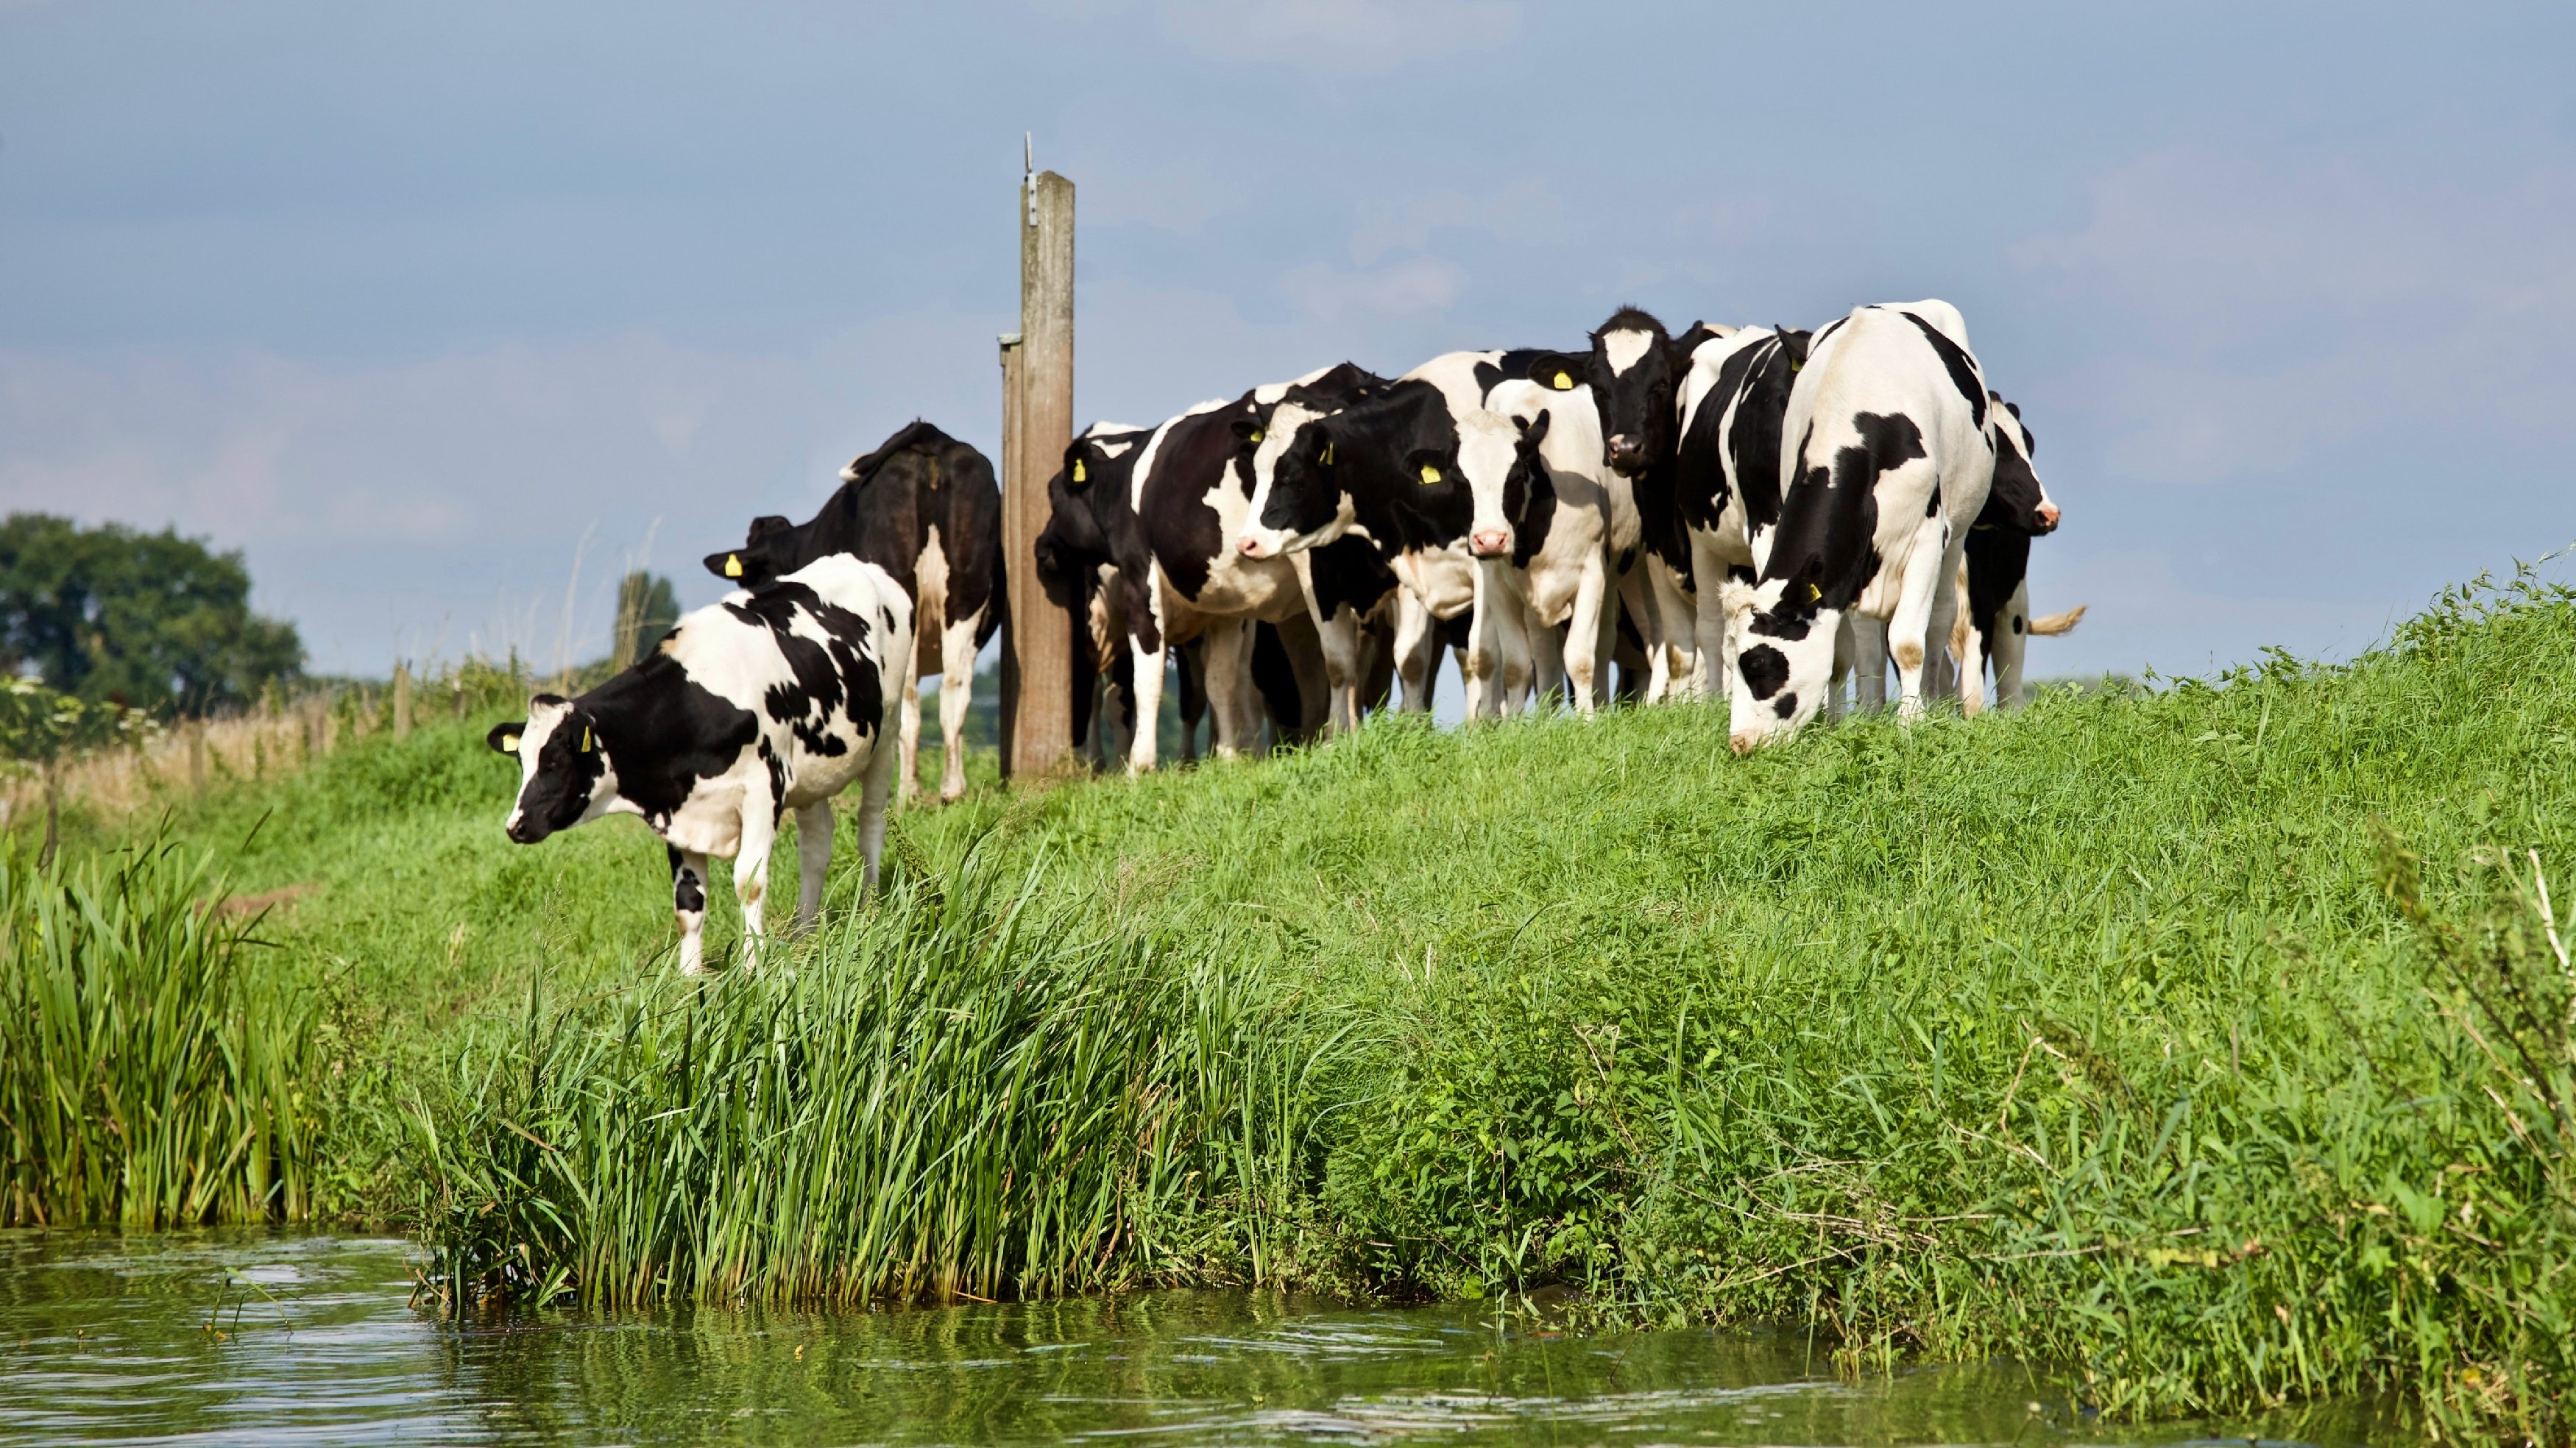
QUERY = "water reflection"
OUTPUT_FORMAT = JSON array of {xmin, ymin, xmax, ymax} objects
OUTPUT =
[{"xmin": 0, "ymin": 1229, "xmax": 2392, "ymax": 1447}]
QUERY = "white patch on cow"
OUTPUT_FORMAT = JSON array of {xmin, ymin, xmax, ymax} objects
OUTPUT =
[
  {"xmin": 1097, "ymin": 437, "xmax": 1135, "ymax": 458},
  {"xmin": 1602, "ymin": 328, "xmax": 1654, "ymax": 377}
]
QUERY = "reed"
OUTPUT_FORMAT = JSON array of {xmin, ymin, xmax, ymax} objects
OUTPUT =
[
  {"xmin": 407, "ymin": 848, "xmax": 1334, "ymax": 1313},
  {"xmin": 0, "ymin": 838, "xmax": 320, "ymax": 1227}
]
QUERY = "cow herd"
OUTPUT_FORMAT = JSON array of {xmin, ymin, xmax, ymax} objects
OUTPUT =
[{"xmin": 486, "ymin": 298, "xmax": 2079, "ymax": 972}]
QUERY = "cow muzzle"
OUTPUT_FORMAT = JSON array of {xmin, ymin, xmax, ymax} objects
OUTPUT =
[
  {"xmin": 1236, "ymin": 533, "xmax": 1276, "ymax": 559},
  {"xmin": 2035, "ymin": 502, "xmax": 2061, "ymax": 533},
  {"xmin": 1728, "ymin": 730, "xmax": 1761, "ymax": 757},
  {"xmin": 1469, "ymin": 528, "xmax": 1512, "ymax": 558},
  {"xmin": 505, "ymin": 813, "xmax": 546, "ymax": 845},
  {"xmin": 1604, "ymin": 434, "xmax": 1646, "ymax": 472}
]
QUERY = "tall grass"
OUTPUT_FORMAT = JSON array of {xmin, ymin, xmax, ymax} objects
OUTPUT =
[
  {"xmin": 0, "ymin": 839, "xmax": 319, "ymax": 1226},
  {"xmin": 408, "ymin": 850, "xmax": 1332, "ymax": 1313}
]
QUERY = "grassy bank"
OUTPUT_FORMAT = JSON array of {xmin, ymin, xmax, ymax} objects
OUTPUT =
[{"xmin": 10, "ymin": 567, "xmax": 2576, "ymax": 1438}]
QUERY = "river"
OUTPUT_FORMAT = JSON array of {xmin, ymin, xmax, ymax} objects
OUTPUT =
[{"xmin": 0, "ymin": 1229, "xmax": 2393, "ymax": 1446}]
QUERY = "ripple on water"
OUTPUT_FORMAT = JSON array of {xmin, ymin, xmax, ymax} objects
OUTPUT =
[{"xmin": 0, "ymin": 1229, "xmax": 2396, "ymax": 1448}]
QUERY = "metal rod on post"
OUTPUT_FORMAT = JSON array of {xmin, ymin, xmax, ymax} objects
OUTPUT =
[{"xmin": 999, "ymin": 146, "xmax": 1075, "ymax": 780}]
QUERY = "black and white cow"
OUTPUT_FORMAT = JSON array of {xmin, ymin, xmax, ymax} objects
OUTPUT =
[
  {"xmin": 489, "ymin": 553, "xmax": 910, "ymax": 975},
  {"xmin": 1577, "ymin": 307, "xmax": 1727, "ymax": 700},
  {"xmin": 702, "ymin": 421, "xmax": 999, "ymax": 803},
  {"xmin": 1038, "ymin": 366, "xmax": 1389, "ymax": 770},
  {"xmin": 1670, "ymin": 323, "xmax": 1811, "ymax": 698},
  {"xmin": 1727, "ymin": 299, "xmax": 2000, "ymax": 750},
  {"xmin": 1240, "ymin": 348, "xmax": 1601, "ymax": 719},
  {"xmin": 1951, "ymin": 392, "xmax": 2070, "ymax": 714}
]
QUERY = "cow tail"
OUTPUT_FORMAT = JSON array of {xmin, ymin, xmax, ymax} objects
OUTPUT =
[{"xmin": 2027, "ymin": 603, "xmax": 2087, "ymax": 636}]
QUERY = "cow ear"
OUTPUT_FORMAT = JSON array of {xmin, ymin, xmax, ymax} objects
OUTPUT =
[
  {"xmin": 704, "ymin": 546, "xmax": 771, "ymax": 584},
  {"xmin": 1776, "ymin": 328, "xmax": 1813, "ymax": 370},
  {"xmin": 1513, "ymin": 409, "xmax": 1552, "ymax": 452},
  {"xmin": 745, "ymin": 514, "xmax": 793, "ymax": 544},
  {"xmin": 1525, "ymin": 352, "xmax": 1585, "ymax": 392},
  {"xmin": 1231, "ymin": 416, "xmax": 1267, "ymax": 447},
  {"xmin": 486, "ymin": 722, "xmax": 527, "ymax": 756}
]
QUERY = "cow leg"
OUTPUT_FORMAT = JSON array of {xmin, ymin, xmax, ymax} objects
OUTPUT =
[
  {"xmin": 1201, "ymin": 617, "xmax": 1252, "ymax": 759},
  {"xmin": 1646, "ymin": 558, "xmax": 1697, "ymax": 701},
  {"xmin": 1613, "ymin": 565, "xmax": 1668, "ymax": 703},
  {"xmin": 1464, "ymin": 567, "xmax": 1503, "ymax": 721},
  {"xmin": 1394, "ymin": 589, "xmax": 1438, "ymax": 713},
  {"xmin": 732, "ymin": 801, "xmax": 780, "ymax": 969},
  {"xmin": 854, "ymin": 716, "xmax": 899, "ymax": 900},
  {"xmin": 1127, "ymin": 631, "xmax": 1167, "ymax": 773},
  {"xmin": 938, "ymin": 614, "xmax": 980, "ymax": 800},
  {"xmin": 670, "ymin": 845, "xmax": 711, "ymax": 976},
  {"xmin": 1847, "ymin": 613, "xmax": 1889, "ymax": 711},
  {"xmin": 1496, "ymin": 594, "xmax": 1538, "ymax": 717},
  {"xmin": 1690, "ymin": 536, "xmax": 1730, "ymax": 702},
  {"xmin": 1992, "ymin": 578, "xmax": 2032, "ymax": 710},
  {"xmin": 1563, "ymin": 557, "xmax": 1610, "ymax": 719},
  {"xmin": 1886, "ymin": 520, "xmax": 1955, "ymax": 723},
  {"xmin": 1175, "ymin": 643, "xmax": 1206, "ymax": 762},
  {"xmin": 793, "ymin": 800, "xmax": 833, "ymax": 929},
  {"xmin": 897, "ymin": 635, "xmax": 924, "ymax": 805}
]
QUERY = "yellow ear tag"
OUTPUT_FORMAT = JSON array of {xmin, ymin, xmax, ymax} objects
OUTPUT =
[
  {"xmin": 1551, "ymin": 371, "xmax": 1574, "ymax": 391},
  {"xmin": 723, "ymin": 553, "xmax": 743, "ymax": 578},
  {"xmin": 581, "ymin": 727, "xmax": 595, "ymax": 753},
  {"xmin": 1072, "ymin": 459, "xmax": 1086, "ymax": 483},
  {"xmin": 1249, "ymin": 428, "xmax": 1263, "ymax": 444},
  {"xmin": 1806, "ymin": 583, "xmax": 1822, "ymax": 601},
  {"xmin": 1419, "ymin": 464, "xmax": 1441, "ymax": 486},
  {"xmin": 499, "ymin": 734, "xmax": 520, "ymax": 753},
  {"xmin": 1320, "ymin": 441, "xmax": 1334, "ymax": 465}
]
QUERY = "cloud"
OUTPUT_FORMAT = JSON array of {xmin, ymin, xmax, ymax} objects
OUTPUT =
[
  {"xmin": 1348, "ymin": 177, "xmax": 1573, "ymax": 265},
  {"xmin": 2009, "ymin": 149, "xmax": 2576, "ymax": 480},
  {"xmin": 0, "ymin": 313, "xmax": 1008, "ymax": 671},
  {"xmin": 1277, "ymin": 256, "xmax": 1467, "ymax": 324},
  {"xmin": 1035, "ymin": 0, "xmax": 1521, "ymax": 75}
]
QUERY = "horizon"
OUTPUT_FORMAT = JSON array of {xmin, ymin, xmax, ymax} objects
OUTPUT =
[{"xmin": 5, "ymin": 1, "xmax": 2573, "ymax": 681}]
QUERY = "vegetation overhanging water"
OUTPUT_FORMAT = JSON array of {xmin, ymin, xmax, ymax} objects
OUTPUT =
[{"xmin": 6, "ymin": 565, "xmax": 2576, "ymax": 1442}]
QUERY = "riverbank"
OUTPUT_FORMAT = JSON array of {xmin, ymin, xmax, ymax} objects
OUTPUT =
[{"xmin": 7, "ymin": 567, "xmax": 2574, "ymax": 1441}]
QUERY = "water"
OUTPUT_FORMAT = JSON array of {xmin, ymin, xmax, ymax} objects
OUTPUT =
[{"xmin": 0, "ymin": 1229, "xmax": 2393, "ymax": 1447}]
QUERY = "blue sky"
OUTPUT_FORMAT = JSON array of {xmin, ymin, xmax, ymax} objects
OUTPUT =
[{"xmin": 4, "ymin": 0, "xmax": 2572, "ymax": 678}]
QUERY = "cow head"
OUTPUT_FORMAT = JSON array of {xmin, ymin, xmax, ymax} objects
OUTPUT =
[
  {"xmin": 489, "ymin": 694, "xmax": 618, "ymax": 845},
  {"xmin": 1239, "ymin": 402, "xmax": 1353, "ymax": 559},
  {"xmin": 1583, "ymin": 306, "xmax": 1696, "ymax": 477},
  {"xmin": 1726, "ymin": 567, "xmax": 1841, "ymax": 753},
  {"xmin": 1457, "ymin": 408, "xmax": 1549, "ymax": 559},
  {"xmin": 1985, "ymin": 394, "xmax": 2059, "ymax": 536},
  {"xmin": 703, "ymin": 514, "xmax": 797, "ymax": 590},
  {"xmin": 1036, "ymin": 433, "xmax": 1121, "ymax": 585}
]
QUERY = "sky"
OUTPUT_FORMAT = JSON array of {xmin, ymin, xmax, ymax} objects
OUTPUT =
[{"xmin": 4, "ymin": 0, "xmax": 2572, "ymax": 680}]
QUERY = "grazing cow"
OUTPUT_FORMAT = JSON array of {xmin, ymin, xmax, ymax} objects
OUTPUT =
[
  {"xmin": 702, "ymin": 421, "xmax": 999, "ymax": 804},
  {"xmin": 1952, "ymin": 393, "xmax": 2075, "ymax": 714},
  {"xmin": 1040, "ymin": 367, "xmax": 1390, "ymax": 770},
  {"xmin": 1727, "ymin": 300, "xmax": 2000, "ymax": 750},
  {"xmin": 1241, "ymin": 348, "xmax": 1594, "ymax": 718},
  {"xmin": 1577, "ymin": 307, "xmax": 1727, "ymax": 700},
  {"xmin": 1671, "ymin": 324, "xmax": 1810, "ymax": 698},
  {"xmin": 489, "ymin": 554, "xmax": 910, "ymax": 976}
]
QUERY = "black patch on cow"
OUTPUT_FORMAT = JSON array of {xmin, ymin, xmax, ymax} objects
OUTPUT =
[
  {"xmin": 723, "ymin": 581, "xmax": 884, "ymax": 760},
  {"xmin": 1762, "ymin": 411, "xmax": 1922, "ymax": 616},
  {"xmin": 1699, "ymin": 331, "xmax": 1807, "ymax": 536},
  {"xmin": 1984, "ymin": 398, "xmax": 2051, "ymax": 534},
  {"xmin": 557, "ymin": 657, "xmax": 762, "ymax": 835},
  {"xmin": 1889, "ymin": 310, "xmax": 1987, "ymax": 431},
  {"xmin": 1747, "ymin": 610, "xmax": 1810, "ymax": 642},
  {"xmin": 1250, "ymin": 620, "xmax": 1301, "ymax": 741},
  {"xmin": 1738, "ymin": 642, "xmax": 1790, "ymax": 701},
  {"xmin": 668, "ymin": 845, "xmax": 705, "ymax": 912},
  {"xmin": 1772, "ymin": 691, "xmax": 1798, "ymax": 719},
  {"xmin": 704, "ymin": 420, "xmax": 1003, "ymax": 656},
  {"xmin": 1308, "ymin": 533, "xmax": 1398, "ymax": 621},
  {"xmin": 1276, "ymin": 380, "xmax": 1474, "ymax": 565},
  {"xmin": 2012, "ymin": 614, "xmax": 2025, "ymax": 634}
]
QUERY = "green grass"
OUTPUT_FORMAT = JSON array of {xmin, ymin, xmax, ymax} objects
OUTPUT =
[{"xmin": 14, "ymin": 565, "xmax": 2576, "ymax": 1438}]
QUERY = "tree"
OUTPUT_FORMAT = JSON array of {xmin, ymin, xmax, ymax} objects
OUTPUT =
[
  {"xmin": 611, "ymin": 570, "xmax": 681, "ymax": 668},
  {"xmin": 0, "ymin": 514, "xmax": 302, "ymax": 717},
  {"xmin": 0, "ymin": 678, "xmax": 155, "ymax": 865}
]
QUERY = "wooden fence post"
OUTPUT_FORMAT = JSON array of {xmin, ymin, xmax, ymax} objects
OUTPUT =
[
  {"xmin": 999, "ymin": 162, "xmax": 1075, "ymax": 780},
  {"xmin": 392, "ymin": 662, "xmax": 413, "ymax": 741}
]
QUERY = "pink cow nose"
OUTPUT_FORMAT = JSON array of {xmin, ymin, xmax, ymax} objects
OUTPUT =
[
  {"xmin": 1469, "ymin": 529, "xmax": 1511, "ymax": 558},
  {"xmin": 2037, "ymin": 502, "xmax": 2061, "ymax": 530},
  {"xmin": 1238, "ymin": 536, "xmax": 1267, "ymax": 557}
]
